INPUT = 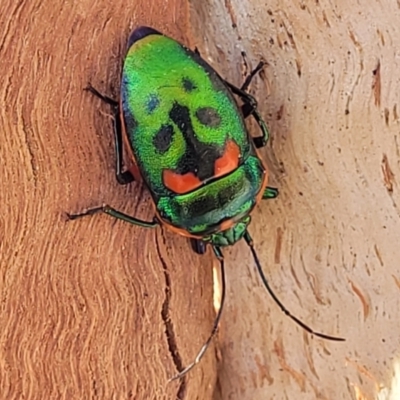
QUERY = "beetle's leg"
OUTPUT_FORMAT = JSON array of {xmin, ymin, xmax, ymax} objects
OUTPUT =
[
  {"xmin": 263, "ymin": 187, "xmax": 279, "ymax": 200},
  {"xmin": 228, "ymin": 61, "xmax": 265, "ymax": 119},
  {"xmin": 169, "ymin": 246, "xmax": 226, "ymax": 381},
  {"xmin": 85, "ymin": 84, "xmax": 134, "ymax": 185},
  {"xmin": 240, "ymin": 61, "xmax": 265, "ymax": 92},
  {"xmin": 85, "ymin": 84, "xmax": 118, "ymax": 106},
  {"xmin": 111, "ymin": 108, "xmax": 135, "ymax": 185},
  {"xmin": 67, "ymin": 205, "xmax": 158, "ymax": 228},
  {"xmin": 224, "ymin": 80, "xmax": 258, "ymax": 118},
  {"xmin": 224, "ymin": 80, "xmax": 268, "ymax": 149},
  {"xmin": 190, "ymin": 239, "xmax": 207, "ymax": 255}
]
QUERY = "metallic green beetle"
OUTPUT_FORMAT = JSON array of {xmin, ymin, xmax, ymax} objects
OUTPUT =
[{"xmin": 69, "ymin": 26, "xmax": 344, "ymax": 381}]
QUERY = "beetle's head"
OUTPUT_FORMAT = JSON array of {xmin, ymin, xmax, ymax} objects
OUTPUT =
[{"xmin": 204, "ymin": 216, "xmax": 251, "ymax": 247}]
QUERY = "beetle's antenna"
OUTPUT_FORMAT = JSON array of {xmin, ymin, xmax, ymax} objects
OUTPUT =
[
  {"xmin": 168, "ymin": 246, "xmax": 226, "ymax": 381},
  {"xmin": 244, "ymin": 231, "xmax": 345, "ymax": 342}
]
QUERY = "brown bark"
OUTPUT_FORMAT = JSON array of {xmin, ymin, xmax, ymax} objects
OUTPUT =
[
  {"xmin": 191, "ymin": 1, "xmax": 400, "ymax": 399},
  {"xmin": 3, "ymin": 0, "xmax": 400, "ymax": 399},
  {"xmin": 0, "ymin": 1, "xmax": 216, "ymax": 399}
]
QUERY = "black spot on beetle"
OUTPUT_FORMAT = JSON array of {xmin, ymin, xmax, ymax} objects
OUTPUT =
[
  {"xmin": 182, "ymin": 77, "xmax": 197, "ymax": 92},
  {"xmin": 196, "ymin": 107, "xmax": 221, "ymax": 128},
  {"xmin": 169, "ymin": 103, "xmax": 220, "ymax": 180},
  {"xmin": 153, "ymin": 125, "xmax": 174, "ymax": 153},
  {"xmin": 146, "ymin": 93, "xmax": 160, "ymax": 113}
]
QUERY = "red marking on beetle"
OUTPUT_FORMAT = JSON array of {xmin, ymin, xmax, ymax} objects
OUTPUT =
[
  {"xmin": 159, "ymin": 152, "xmax": 269, "ymax": 239},
  {"xmin": 163, "ymin": 170, "xmax": 202, "ymax": 194},
  {"xmin": 214, "ymin": 140, "xmax": 240, "ymax": 177},
  {"xmin": 163, "ymin": 140, "xmax": 240, "ymax": 194},
  {"xmin": 219, "ymin": 219, "xmax": 235, "ymax": 232}
]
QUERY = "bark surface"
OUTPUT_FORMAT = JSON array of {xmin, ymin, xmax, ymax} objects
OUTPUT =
[{"xmin": 2, "ymin": 1, "xmax": 400, "ymax": 399}]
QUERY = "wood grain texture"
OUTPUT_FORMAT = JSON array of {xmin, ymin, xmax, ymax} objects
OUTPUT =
[
  {"xmin": 190, "ymin": 1, "xmax": 400, "ymax": 399},
  {"xmin": 0, "ymin": 1, "xmax": 217, "ymax": 399},
  {"xmin": 3, "ymin": 0, "xmax": 400, "ymax": 399}
]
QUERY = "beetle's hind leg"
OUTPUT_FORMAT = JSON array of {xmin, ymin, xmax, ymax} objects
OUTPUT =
[{"xmin": 85, "ymin": 84, "xmax": 134, "ymax": 185}]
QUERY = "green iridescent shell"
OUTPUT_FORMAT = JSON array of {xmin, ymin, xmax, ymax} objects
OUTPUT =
[{"xmin": 120, "ymin": 27, "xmax": 267, "ymax": 243}]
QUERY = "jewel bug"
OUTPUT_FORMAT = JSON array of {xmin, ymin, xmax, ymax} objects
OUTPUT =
[{"xmin": 68, "ymin": 26, "xmax": 344, "ymax": 381}]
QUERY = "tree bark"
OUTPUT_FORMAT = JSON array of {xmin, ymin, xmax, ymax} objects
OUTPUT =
[
  {"xmin": 0, "ymin": 1, "xmax": 217, "ymax": 399},
  {"xmin": 191, "ymin": 1, "xmax": 400, "ymax": 399},
  {"xmin": 3, "ymin": 0, "xmax": 400, "ymax": 399}
]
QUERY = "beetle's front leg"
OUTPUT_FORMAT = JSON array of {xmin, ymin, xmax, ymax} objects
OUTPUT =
[{"xmin": 85, "ymin": 84, "xmax": 135, "ymax": 185}]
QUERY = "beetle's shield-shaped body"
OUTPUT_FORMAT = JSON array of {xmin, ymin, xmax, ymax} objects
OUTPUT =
[{"xmin": 121, "ymin": 27, "xmax": 268, "ymax": 238}]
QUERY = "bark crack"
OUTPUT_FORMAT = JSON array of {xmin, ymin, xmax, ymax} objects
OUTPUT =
[
  {"xmin": 20, "ymin": 112, "xmax": 38, "ymax": 186},
  {"xmin": 155, "ymin": 234, "xmax": 187, "ymax": 399}
]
